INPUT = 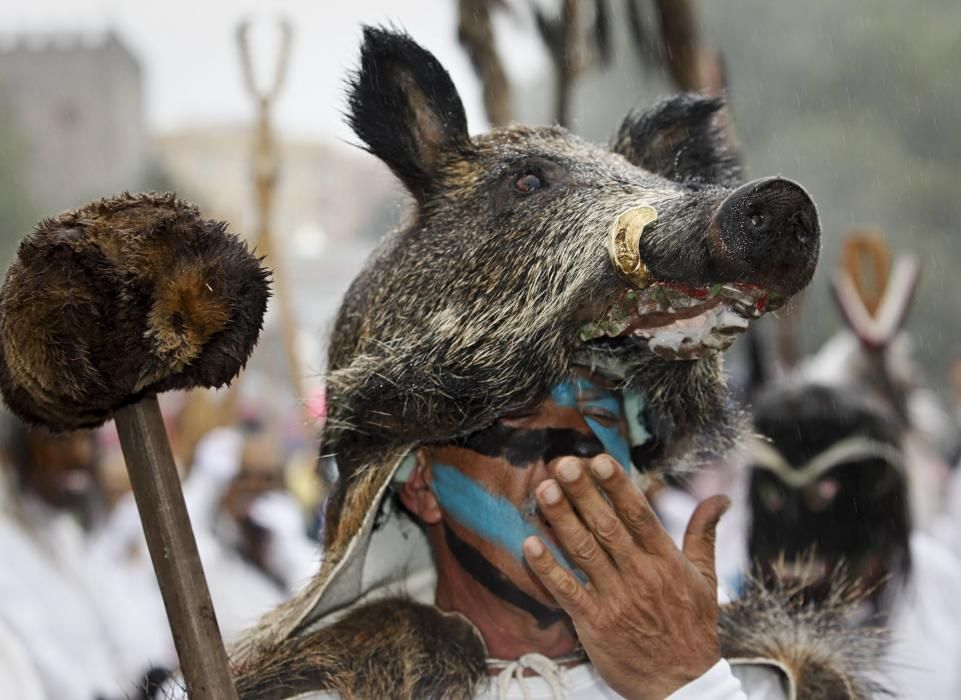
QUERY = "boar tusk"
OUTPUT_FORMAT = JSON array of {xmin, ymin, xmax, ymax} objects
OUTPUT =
[{"xmin": 609, "ymin": 205, "xmax": 657, "ymax": 289}]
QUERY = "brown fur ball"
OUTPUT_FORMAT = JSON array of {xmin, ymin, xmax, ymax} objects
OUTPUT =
[{"xmin": 0, "ymin": 192, "xmax": 271, "ymax": 430}]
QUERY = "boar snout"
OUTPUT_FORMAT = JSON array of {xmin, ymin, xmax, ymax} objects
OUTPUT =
[{"xmin": 709, "ymin": 177, "xmax": 820, "ymax": 299}]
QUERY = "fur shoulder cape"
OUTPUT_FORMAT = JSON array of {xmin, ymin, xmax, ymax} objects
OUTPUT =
[{"xmin": 232, "ymin": 590, "xmax": 889, "ymax": 700}]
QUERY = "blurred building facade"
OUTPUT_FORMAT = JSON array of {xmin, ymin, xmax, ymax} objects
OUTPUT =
[{"xmin": 0, "ymin": 31, "xmax": 146, "ymax": 211}]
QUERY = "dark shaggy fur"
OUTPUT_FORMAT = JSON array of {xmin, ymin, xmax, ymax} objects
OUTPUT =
[
  {"xmin": 0, "ymin": 192, "xmax": 270, "ymax": 430},
  {"xmin": 719, "ymin": 578, "xmax": 891, "ymax": 699},
  {"xmin": 232, "ymin": 591, "xmax": 887, "ymax": 700},
  {"xmin": 322, "ymin": 28, "xmax": 818, "ymax": 535},
  {"xmin": 233, "ymin": 598, "xmax": 487, "ymax": 700},
  {"xmin": 611, "ymin": 93, "xmax": 743, "ymax": 188}
]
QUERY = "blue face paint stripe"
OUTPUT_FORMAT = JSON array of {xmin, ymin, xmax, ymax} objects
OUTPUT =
[
  {"xmin": 431, "ymin": 463, "xmax": 580, "ymax": 577},
  {"xmin": 584, "ymin": 416, "xmax": 633, "ymax": 473},
  {"xmin": 551, "ymin": 377, "xmax": 633, "ymax": 472},
  {"xmin": 550, "ymin": 381, "xmax": 577, "ymax": 408}
]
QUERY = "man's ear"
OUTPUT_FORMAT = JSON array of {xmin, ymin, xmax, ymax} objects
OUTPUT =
[
  {"xmin": 611, "ymin": 93, "xmax": 742, "ymax": 186},
  {"xmin": 398, "ymin": 449, "xmax": 442, "ymax": 525},
  {"xmin": 348, "ymin": 26, "xmax": 472, "ymax": 200}
]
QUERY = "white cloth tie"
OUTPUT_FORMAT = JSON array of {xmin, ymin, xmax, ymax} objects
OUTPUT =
[{"xmin": 493, "ymin": 652, "xmax": 567, "ymax": 700}]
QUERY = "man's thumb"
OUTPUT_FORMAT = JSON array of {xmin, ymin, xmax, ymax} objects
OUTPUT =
[{"xmin": 682, "ymin": 495, "xmax": 731, "ymax": 586}]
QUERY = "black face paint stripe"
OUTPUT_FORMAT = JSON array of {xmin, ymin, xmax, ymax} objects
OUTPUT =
[
  {"xmin": 443, "ymin": 523, "xmax": 567, "ymax": 629},
  {"xmin": 452, "ymin": 424, "xmax": 604, "ymax": 468}
]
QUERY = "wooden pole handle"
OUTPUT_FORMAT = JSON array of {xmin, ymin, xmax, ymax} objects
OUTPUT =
[{"xmin": 114, "ymin": 397, "xmax": 239, "ymax": 700}]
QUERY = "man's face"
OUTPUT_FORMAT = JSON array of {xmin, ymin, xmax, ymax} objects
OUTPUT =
[
  {"xmin": 22, "ymin": 429, "xmax": 97, "ymax": 509},
  {"xmin": 425, "ymin": 370, "xmax": 638, "ymax": 624}
]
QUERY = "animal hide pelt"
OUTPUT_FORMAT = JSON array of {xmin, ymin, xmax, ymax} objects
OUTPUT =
[
  {"xmin": 231, "ymin": 588, "xmax": 889, "ymax": 700},
  {"xmin": 233, "ymin": 598, "xmax": 487, "ymax": 700},
  {"xmin": 719, "ymin": 580, "xmax": 891, "ymax": 699}
]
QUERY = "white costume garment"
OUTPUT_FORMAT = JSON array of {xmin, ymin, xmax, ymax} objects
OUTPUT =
[
  {"xmin": 298, "ymin": 658, "xmax": 785, "ymax": 699},
  {"xmin": 930, "ymin": 462, "xmax": 961, "ymax": 561},
  {"xmin": 882, "ymin": 532, "xmax": 961, "ymax": 699},
  {"xmin": 0, "ymin": 615, "xmax": 45, "ymax": 700},
  {"xmin": 0, "ymin": 497, "xmax": 169, "ymax": 700},
  {"xmin": 652, "ymin": 472, "xmax": 749, "ymax": 600}
]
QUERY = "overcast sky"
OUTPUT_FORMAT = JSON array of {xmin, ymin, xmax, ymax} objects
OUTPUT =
[{"xmin": 0, "ymin": 0, "xmax": 548, "ymax": 143}]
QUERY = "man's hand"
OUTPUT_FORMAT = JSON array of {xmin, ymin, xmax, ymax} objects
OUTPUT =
[{"xmin": 523, "ymin": 455, "xmax": 729, "ymax": 700}]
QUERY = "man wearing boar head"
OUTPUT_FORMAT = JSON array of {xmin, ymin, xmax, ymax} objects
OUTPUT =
[{"xmin": 226, "ymin": 28, "xmax": 885, "ymax": 700}]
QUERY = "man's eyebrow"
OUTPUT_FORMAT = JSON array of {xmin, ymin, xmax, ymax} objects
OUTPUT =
[{"xmin": 451, "ymin": 423, "xmax": 603, "ymax": 468}]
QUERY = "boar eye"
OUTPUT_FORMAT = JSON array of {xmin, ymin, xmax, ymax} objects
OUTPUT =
[
  {"xmin": 749, "ymin": 212, "xmax": 768, "ymax": 229},
  {"xmin": 515, "ymin": 173, "xmax": 543, "ymax": 193}
]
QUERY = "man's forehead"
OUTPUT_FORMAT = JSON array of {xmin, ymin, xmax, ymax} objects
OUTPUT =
[
  {"xmin": 506, "ymin": 371, "xmax": 624, "ymax": 419},
  {"xmin": 500, "ymin": 397, "xmax": 601, "ymax": 431}
]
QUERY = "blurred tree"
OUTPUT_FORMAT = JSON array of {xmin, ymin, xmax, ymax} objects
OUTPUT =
[{"xmin": 458, "ymin": 0, "xmax": 512, "ymax": 126}]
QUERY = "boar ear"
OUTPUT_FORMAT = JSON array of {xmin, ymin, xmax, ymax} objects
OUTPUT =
[
  {"xmin": 348, "ymin": 27, "xmax": 472, "ymax": 198},
  {"xmin": 612, "ymin": 93, "xmax": 742, "ymax": 186}
]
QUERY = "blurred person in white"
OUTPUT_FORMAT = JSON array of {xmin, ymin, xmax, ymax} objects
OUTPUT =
[
  {"xmin": 0, "ymin": 414, "xmax": 173, "ymax": 700},
  {"xmin": 930, "ymin": 361, "xmax": 961, "ymax": 560},
  {"xmin": 930, "ymin": 459, "xmax": 961, "ymax": 562},
  {"xmin": 93, "ymin": 421, "xmax": 321, "ymax": 657},
  {"xmin": 192, "ymin": 425, "xmax": 321, "ymax": 641}
]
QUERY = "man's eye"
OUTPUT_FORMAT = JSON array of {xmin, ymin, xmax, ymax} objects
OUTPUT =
[
  {"xmin": 515, "ymin": 173, "xmax": 543, "ymax": 193},
  {"xmin": 581, "ymin": 408, "xmax": 618, "ymax": 426}
]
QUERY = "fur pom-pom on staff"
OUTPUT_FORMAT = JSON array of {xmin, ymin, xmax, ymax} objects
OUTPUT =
[{"xmin": 0, "ymin": 192, "xmax": 271, "ymax": 700}]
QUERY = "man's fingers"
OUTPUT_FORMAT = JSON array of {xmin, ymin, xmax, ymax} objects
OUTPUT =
[
  {"xmin": 681, "ymin": 495, "xmax": 730, "ymax": 587},
  {"xmin": 589, "ymin": 456, "xmax": 674, "ymax": 555},
  {"xmin": 523, "ymin": 535, "xmax": 593, "ymax": 619},
  {"xmin": 536, "ymin": 477, "xmax": 619, "ymax": 587},
  {"xmin": 550, "ymin": 458, "xmax": 635, "ymax": 560}
]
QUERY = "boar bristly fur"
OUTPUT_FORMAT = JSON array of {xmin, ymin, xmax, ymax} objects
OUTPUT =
[
  {"xmin": 324, "ymin": 29, "xmax": 783, "ymax": 524},
  {"xmin": 612, "ymin": 93, "xmax": 742, "ymax": 188}
]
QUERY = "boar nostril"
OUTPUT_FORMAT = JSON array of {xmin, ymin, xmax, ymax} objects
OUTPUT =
[
  {"xmin": 710, "ymin": 177, "xmax": 820, "ymax": 293},
  {"xmin": 790, "ymin": 211, "xmax": 812, "ymax": 244},
  {"xmin": 749, "ymin": 213, "xmax": 767, "ymax": 230}
]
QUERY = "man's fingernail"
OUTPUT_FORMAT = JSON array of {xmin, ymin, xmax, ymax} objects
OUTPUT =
[
  {"xmin": 591, "ymin": 457, "xmax": 615, "ymax": 480},
  {"xmin": 541, "ymin": 481, "xmax": 562, "ymax": 504},
  {"xmin": 556, "ymin": 460, "xmax": 581, "ymax": 482},
  {"xmin": 525, "ymin": 537, "xmax": 545, "ymax": 558}
]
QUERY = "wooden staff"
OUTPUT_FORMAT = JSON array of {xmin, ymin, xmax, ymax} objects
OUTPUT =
[{"xmin": 236, "ymin": 19, "xmax": 308, "ymax": 414}]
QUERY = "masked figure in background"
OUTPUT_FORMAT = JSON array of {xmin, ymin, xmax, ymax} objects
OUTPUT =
[
  {"xmin": 0, "ymin": 416, "xmax": 172, "ymax": 700},
  {"xmin": 218, "ymin": 27, "xmax": 888, "ymax": 700},
  {"xmin": 746, "ymin": 382, "xmax": 961, "ymax": 699}
]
